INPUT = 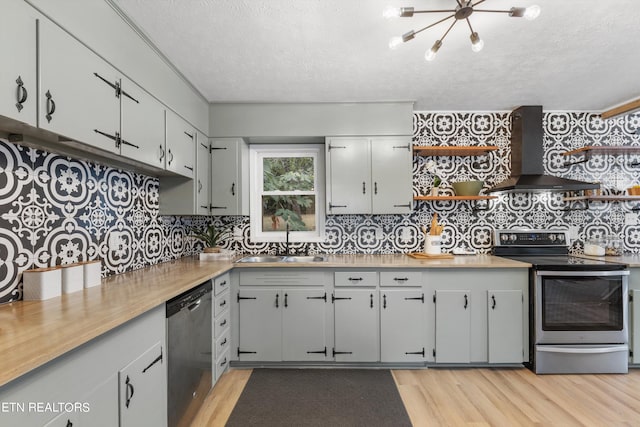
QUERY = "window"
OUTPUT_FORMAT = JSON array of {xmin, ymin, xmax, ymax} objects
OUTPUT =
[{"xmin": 250, "ymin": 145, "xmax": 325, "ymax": 242}]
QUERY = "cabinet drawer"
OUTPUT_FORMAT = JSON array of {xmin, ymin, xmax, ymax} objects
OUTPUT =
[
  {"xmin": 214, "ymin": 289, "xmax": 230, "ymax": 318},
  {"xmin": 214, "ymin": 273, "xmax": 231, "ymax": 296},
  {"xmin": 215, "ymin": 328, "xmax": 230, "ymax": 359},
  {"xmin": 239, "ymin": 269, "xmax": 325, "ymax": 286},
  {"xmin": 214, "ymin": 310, "xmax": 230, "ymax": 339},
  {"xmin": 380, "ymin": 271, "xmax": 422, "ymax": 287},
  {"xmin": 215, "ymin": 349, "xmax": 230, "ymax": 383},
  {"xmin": 334, "ymin": 271, "xmax": 378, "ymax": 287}
]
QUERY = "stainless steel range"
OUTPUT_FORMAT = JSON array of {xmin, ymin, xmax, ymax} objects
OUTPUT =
[{"xmin": 493, "ymin": 229, "xmax": 629, "ymax": 374}]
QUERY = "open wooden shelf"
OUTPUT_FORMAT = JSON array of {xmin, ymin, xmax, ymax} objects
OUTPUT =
[
  {"xmin": 414, "ymin": 195, "xmax": 497, "ymax": 201},
  {"xmin": 413, "ymin": 146, "xmax": 498, "ymax": 157},
  {"xmin": 562, "ymin": 146, "xmax": 640, "ymax": 156}
]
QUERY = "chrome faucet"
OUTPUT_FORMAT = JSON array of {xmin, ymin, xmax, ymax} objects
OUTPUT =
[{"xmin": 285, "ymin": 222, "xmax": 290, "ymax": 255}]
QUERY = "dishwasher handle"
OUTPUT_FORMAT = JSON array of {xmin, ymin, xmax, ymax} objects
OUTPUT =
[{"xmin": 187, "ymin": 298, "xmax": 202, "ymax": 312}]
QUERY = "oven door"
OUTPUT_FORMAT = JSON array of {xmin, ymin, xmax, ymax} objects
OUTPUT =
[{"xmin": 535, "ymin": 270, "xmax": 629, "ymax": 345}]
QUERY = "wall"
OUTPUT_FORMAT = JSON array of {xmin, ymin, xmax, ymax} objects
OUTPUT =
[
  {"xmin": 216, "ymin": 111, "xmax": 640, "ymax": 256},
  {"xmin": 2, "ymin": 110, "xmax": 639, "ymax": 302}
]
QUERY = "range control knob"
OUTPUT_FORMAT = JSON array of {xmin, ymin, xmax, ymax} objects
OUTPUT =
[
  {"xmin": 549, "ymin": 234, "xmax": 557, "ymax": 241},
  {"xmin": 501, "ymin": 234, "xmax": 509, "ymax": 242},
  {"xmin": 557, "ymin": 234, "xmax": 565, "ymax": 242},
  {"xmin": 509, "ymin": 234, "xmax": 517, "ymax": 242}
]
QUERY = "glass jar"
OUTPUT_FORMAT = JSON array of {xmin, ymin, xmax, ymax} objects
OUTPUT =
[
  {"xmin": 584, "ymin": 238, "xmax": 606, "ymax": 256},
  {"xmin": 605, "ymin": 235, "xmax": 623, "ymax": 256}
]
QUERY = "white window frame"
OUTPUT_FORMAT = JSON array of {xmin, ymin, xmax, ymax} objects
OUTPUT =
[{"xmin": 249, "ymin": 144, "xmax": 325, "ymax": 243}]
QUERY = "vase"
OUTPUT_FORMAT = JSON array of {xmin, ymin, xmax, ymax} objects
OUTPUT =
[{"xmin": 203, "ymin": 247, "xmax": 221, "ymax": 253}]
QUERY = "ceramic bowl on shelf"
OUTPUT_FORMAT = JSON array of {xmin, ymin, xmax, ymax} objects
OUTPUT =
[{"xmin": 452, "ymin": 180, "xmax": 484, "ymax": 196}]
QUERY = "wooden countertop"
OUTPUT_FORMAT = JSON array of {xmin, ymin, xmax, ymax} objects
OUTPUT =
[
  {"xmin": 0, "ymin": 256, "xmax": 233, "ymax": 388},
  {"xmin": 235, "ymin": 254, "xmax": 531, "ymax": 269},
  {"xmin": 0, "ymin": 254, "xmax": 529, "ymax": 388}
]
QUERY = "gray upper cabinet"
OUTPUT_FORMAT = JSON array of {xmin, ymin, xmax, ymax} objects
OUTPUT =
[
  {"xmin": 165, "ymin": 110, "xmax": 195, "ymax": 178},
  {"xmin": 120, "ymin": 76, "xmax": 166, "ymax": 168},
  {"xmin": 1, "ymin": 0, "xmax": 38, "ymax": 127},
  {"xmin": 210, "ymin": 138, "xmax": 249, "ymax": 215},
  {"xmin": 196, "ymin": 131, "xmax": 211, "ymax": 215},
  {"xmin": 158, "ymin": 130, "xmax": 210, "ymax": 216},
  {"xmin": 326, "ymin": 136, "xmax": 412, "ymax": 214},
  {"xmin": 39, "ymin": 19, "xmax": 121, "ymax": 154}
]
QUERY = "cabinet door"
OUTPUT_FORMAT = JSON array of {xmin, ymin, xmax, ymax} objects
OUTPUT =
[
  {"xmin": 435, "ymin": 290, "xmax": 471, "ymax": 363},
  {"xmin": 39, "ymin": 20, "xmax": 120, "ymax": 153},
  {"xmin": 120, "ymin": 77, "xmax": 165, "ymax": 168},
  {"xmin": 282, "ymin": 289, "xmax": 327, "ymax": 361},
  {"xmin": 326, "ymin": 137, "xmax": 371, "ymax": 214},
  {"xmin": 44, "ymin": 375, "xmax": 118, "ymax": 427},
  {"xmin": 333, "ymin": 289, "xmax": 379, "ymax": 362},
  {"xmin": 119, "ymin": 341, "xmax": 167, "ymax": 427},
  {"xmin": 165, "ymin": 110, "xmax": 194, "ymax": 178},
  {"xmin": 632, "ymin": 289, "xmax": 639, "ymax": 364},
  {"xmin": 238, "ymin": 289, "xmax": 282, "ymax": 361},
  {"xmin": 371, "ymin": 137, "xmax": 412, "ymax": 214},
  {"xmin": 0, "ymin": 0, "xmax": 37, "ymax": 126},
  {"xmin": 210, "ymin": 138, "xmax": 240, "ymax": 214},
  {"xmin": 380, "ymin": 290, "xmax": 427, "ymax": 362},
  {"xmin": 195, "ymin": 132, "xmax": 211, "ymax": 215},
  {"xmin": 487, "ymin": 290, "xmax": 524, "ymax": 363}
]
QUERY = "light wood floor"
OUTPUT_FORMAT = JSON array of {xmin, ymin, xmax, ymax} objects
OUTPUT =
[{"xmin": 192, "ymin": 368, "xmax": 640, "ymax": 426}]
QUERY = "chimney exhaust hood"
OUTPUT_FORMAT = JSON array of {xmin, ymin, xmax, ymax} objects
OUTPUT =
[{"xmin": 488, "ymin": 106, "xmax": 600, "ymax": 193}]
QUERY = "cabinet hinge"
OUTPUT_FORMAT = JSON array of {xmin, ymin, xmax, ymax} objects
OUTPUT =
[
  {"xmin": 433, "ymin": 293, "xmax": 436, "ymax": 303},
  {"xmin": 630, "ymin": 350, "xmax": 634, "ymax": 357},
  {"xmin": 629, "ymin": 292, "xmax": 633, "ymax": 302},
  {"xmin": 210, "ymin": 146, "xmax": 228, "ymax": 151},
  {"xmin": 237, "ymin": 348, "xmax": 257, "ymax": 357},
  {"xmin": 432, "ymin": 349, "xmax": 436, "ymax": 357}
]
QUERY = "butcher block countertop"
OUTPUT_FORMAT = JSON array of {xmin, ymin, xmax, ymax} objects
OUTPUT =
[
  {"xmin": 234, "ymin": 253, "xmax": 532, "ymax": 269},
  {"xmin": 0, "ymin": 254, "xmax": 529, "ymax": 388}
]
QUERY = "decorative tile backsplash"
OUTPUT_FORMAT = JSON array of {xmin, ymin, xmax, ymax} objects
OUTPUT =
[{"xmin": 1, "ymin": 110, "xmax": 639, "ymax": 302}]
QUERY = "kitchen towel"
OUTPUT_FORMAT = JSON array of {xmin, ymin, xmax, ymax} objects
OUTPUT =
[{"xmin": 225, "ymin": 368, "xmax": 412, "ymax": 427}]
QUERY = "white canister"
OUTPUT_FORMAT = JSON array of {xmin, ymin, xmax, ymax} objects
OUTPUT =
[
  {"xmin": 22, "ymin": 267, "xmax": 62, "ymax": 300},
  {"xmin": 82, "ymin": 260, "xmax": 102, "ymax": 288},
  {"xmin": 425, "ymin": 235, "xmax": 442, "ymax": 255},
  {"xmin": 61, "ymin": 263, "xmax": 84, "ymax": 294}
]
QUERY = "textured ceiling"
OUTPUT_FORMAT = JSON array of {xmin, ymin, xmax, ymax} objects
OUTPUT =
[{"xmin": 111, "ymin": 0, "xmax": 640, "ymax": 111}]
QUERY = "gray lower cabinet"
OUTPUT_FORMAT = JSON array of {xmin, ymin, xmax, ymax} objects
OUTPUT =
[
  {"xmin": 238, "ymin": 288, "xmax": 328, "ymax": 361},
  {"xmin": 118, "ymin": 341, "xmax": 166, "ymax": 427},
  {"xmin": 487, "ymin": 290, "xmax": 524, "ymax": 364},
  {"xmin": 333, "ymin": 289, "xmax": 379, "ymax": 362},
  {"xmin": 380, "ymin": 289, "xmax": 427, "ymax": 362},
  {"xmin": 0, "ymin": 305, "xmax": 166, "ymax": 426},
  {"xmin": 44, "ymin": 375, "xmax": 118, "ymax": 427},
  {"xmin": 434, "ymin": 290, "xmax": 472, "ymax": 363}
]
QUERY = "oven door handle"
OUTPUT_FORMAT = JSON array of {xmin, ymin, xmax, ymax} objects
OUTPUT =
[
  {"xmin": 537, "ymin": 345, "xmax": 628, "ymax": 354},
  {"xmin": 536, "ymin": 270, "xmax": 629, "ymax": 277}
]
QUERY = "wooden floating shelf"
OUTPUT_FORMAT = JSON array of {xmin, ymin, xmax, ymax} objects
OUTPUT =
[
  {"xmin": 562, "ymin": 146, "xmax": 640, "ymax": 156},
  {"xmin": 414, "ymin": 195, "xmax": 497, "ymax": 201},
  {"xmin": 413, "ymin": 146, "xmax": 498, "ymax": 157}
]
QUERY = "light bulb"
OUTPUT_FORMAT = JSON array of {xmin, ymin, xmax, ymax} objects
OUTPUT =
[
  {"xmin": 524, "ymin": 5, "xmax": 541, "ymax": 20},
  {"xmin": 470, "ymin": 32, "xmax": 484, "ymax": 53},
  {"xmin": 389, "ymin": 36, "xmax": 403, "ymax": 50},
  {"xmin": 425, "ymin": 40, "xmax": 442, "ymax": 62},
  {"xmin": 383, "ymin": 6, "xmax": 401, "ymax": 19}
]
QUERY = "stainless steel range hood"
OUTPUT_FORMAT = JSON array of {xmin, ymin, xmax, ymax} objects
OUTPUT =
[{"xmin": 488, "ymin": 106, "xmax": 600, "ymax": 193}]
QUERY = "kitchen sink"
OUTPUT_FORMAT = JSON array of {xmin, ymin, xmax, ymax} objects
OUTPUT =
[
  {"xmin": 282, "ymin": 255, "xmax": 327, "ymax": 263},
  {"xmin": 236, "ymin": 255, "xmax": 285, "ymax": 263},
  {"xmin": 235, "ymin": 255, "xmax": 327, "ymax": 263}
]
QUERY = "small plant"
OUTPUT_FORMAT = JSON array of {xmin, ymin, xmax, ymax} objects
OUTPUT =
[{"xmin": 189, "ymin": 223, "xmax": 233, "ymax": 253}]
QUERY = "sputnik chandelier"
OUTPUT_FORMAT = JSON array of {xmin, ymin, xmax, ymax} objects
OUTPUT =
[{"xmin": 384, "ymin": 1, "xmax": 540, "ymax": 61}]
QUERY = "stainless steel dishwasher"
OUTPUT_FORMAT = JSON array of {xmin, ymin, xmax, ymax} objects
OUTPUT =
[{"xmin": 166, "ymin": 280, "xmax": 212, "ymax": 427}]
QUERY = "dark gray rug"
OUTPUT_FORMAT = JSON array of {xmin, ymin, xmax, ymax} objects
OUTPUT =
[{"xmin": 225, "ymin": 369, "xmax": 412, "ymax": 427}]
